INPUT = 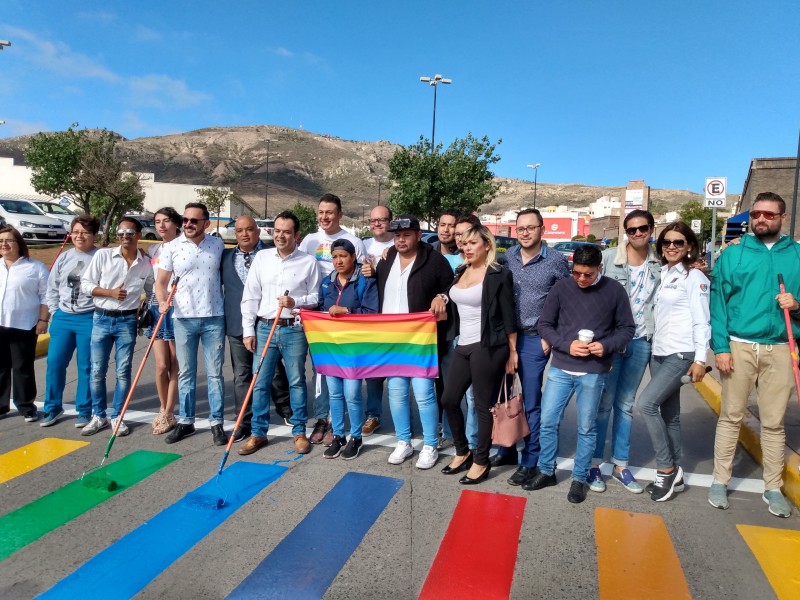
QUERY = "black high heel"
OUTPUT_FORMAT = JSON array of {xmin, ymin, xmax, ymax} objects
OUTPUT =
[
  {"xmin": 459, "ymin": 462, "xmax": 491, "ymax": 485},
  {"xmin": 441, "ymin": 452, "xmax": 473, "ymax": 475}
]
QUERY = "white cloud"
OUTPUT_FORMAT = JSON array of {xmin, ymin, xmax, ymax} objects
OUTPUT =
[
  {"xmin": 128, "ymin": 75, "xmax": 211, "ymax": 109},
  {"xmin": 275, "ymin": 47, "xmax": 294, "ymax": 58},
  {"xmin": 76, "ymin": 11, "xmax": 116, "ymax": 24},
  {"xmin": 134, "ymin": 25, "xmax": 162, "ymax": 42},
  {"xmin": 0, "ymin": 117, "xmax": 50, "ymax": 137}
]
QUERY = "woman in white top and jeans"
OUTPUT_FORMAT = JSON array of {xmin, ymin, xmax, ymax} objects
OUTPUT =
[{"xmin": 637, "ymin": 221, "xmax": 710, "ymax": 501}]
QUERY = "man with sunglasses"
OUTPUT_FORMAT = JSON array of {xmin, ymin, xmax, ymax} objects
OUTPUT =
[
  {"xmin": 525, "ymin": 245, "xmax": 634, "ymax": 503},
  {"xmin": 156, "ymin": 202, "xmax": 228, "ymax": 447},
  {"xmin": 80, "ymin": 217, "xmax": 153, "ymax": 436},
  {"xmin": 709, "ymin": 192, "xmax": 800, "ymax": 518},
  {"xmin": 587, "ymin": 209, "xmax": 661, "ymax": 494}
]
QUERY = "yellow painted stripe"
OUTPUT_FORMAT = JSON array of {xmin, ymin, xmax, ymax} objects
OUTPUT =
[
  {"xmin": 304, "ymin": 330, "xmax": 436, "ymax": 345},
  {"xmin": 595, "ymin": 507, "xmax": 691, "ymax": 599},
  {"xmin": 738, "ymin": 525, "xmax": 800, "ymax": 599},
  {"xmin": 0, "ymin": 438, "xmax": 89, "ymax": 484}
]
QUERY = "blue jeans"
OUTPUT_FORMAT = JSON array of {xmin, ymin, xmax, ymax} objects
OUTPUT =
[
  {"xmin": 45, "ymin": 310, "xmax": 93, "ymax": 418},
  {"xmin": 593, "ymin": 336, "xmax": 651, "ymax": 467},
  {"xmin": 636, "ymin": 353, "xmax": 690, "ymax": 470},
  {"xmin": 387, "ymin": 376, "xmax": 438, "ymax": 448},
  {"xmin": 538, "ymin": 367, "xmax": 607, "ymax": 482},
  {"xmin": 496, "ymin": 334, "xmax": 549, "ymax": 467},
  {"xmin": 173, "ymin": 316, "xmax": 225, "ymax": 425},
  {"xmin": 365, "ymin": 378, "xmax": 384, "ymax": 420},
  {"xmin": 441, "ymin": 338, "xmax": 478, "ymax": 447},
  {"xmin": 251, "ymin": 322, "xmax": 309, "ymax": 437},
  {"xmin": 327, "ymin": 376, "xmax": 364, "ymax": 439},
  {"xmin": 312, "ymin": 366, "xmax": 330, "ymax": 421},
  {"xmin": 90, "ymin": 313, "xmax": 137, "ymax": 419}
]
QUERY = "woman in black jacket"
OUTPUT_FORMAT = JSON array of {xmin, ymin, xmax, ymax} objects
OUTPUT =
[{"xmin": 440, "ymin": 225, "xmax": 517, "ymax": 484}]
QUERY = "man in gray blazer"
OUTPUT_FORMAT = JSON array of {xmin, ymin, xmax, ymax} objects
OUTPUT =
[{"xmin": 221, "ymin": 215, "xmax": 291, "ymax": 442}]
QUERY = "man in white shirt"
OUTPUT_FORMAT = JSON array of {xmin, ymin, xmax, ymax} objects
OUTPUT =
[
  {"xmin": 156, "ymin": 203, "xmax": 228, "ymax": 447},
  {"xmin": 361, "ymin": 204, "xmax": 395, "ymax": 436},
  {"xmin": 239, "ymin": 210, "xmax": 321, "ymax": 456},
  {"xmin": 80, "ymin": 217, "xmax": 154, "ymax": 436},
  {"xmin": 298, "ymin": 193, "xmax": 366, "ymax": 444}
]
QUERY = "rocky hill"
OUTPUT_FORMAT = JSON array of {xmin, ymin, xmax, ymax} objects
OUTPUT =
[{"xmin": 0, "ymin": 125, "xmax": 704, "ymax": 219}]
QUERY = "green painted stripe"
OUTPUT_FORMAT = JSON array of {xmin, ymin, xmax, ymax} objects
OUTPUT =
[
  {"xmin": 308, "ymin": 341, "xmax": 435, "ymax": 356},
  {"xmin": 0, "ymin": 450, "xmax": 179, "ymax": 561}
]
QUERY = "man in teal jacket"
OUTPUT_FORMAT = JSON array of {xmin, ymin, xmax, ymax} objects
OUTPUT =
[{"xmin": 708, "ymin": 192, "xmax": 800, "ymax": 518}]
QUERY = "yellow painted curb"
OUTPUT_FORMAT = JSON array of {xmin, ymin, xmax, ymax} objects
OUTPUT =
[{"xmin": 694, "ymin": 377, "xmax": 800, "ymax": 509}]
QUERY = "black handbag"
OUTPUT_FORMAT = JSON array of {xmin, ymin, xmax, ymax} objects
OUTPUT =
[{"xmin": 138, "ymin": 299, "xmax": 153, "ymax": 329}]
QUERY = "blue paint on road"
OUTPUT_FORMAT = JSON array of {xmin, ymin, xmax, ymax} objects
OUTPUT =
[
  {"xmin": 39, "ymin": 462, "xmax": 287, "ymax": 600},
  {"xmin": 228, "ymin": 472, "xmax": 403, "ymax": 600}
]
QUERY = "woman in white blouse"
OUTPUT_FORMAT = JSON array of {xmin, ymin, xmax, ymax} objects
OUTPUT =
[
  {"xmin": 0, "ymin": 226, "xmax": 50, "ymax": 421},
  {"xmin": 637, "ymin": 221, "xmax": 710, "ymax": 502}
]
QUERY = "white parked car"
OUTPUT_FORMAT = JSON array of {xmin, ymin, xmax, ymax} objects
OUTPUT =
[
  {"xmin": 32, "ymin": 201, "xmax": 78, "ymax": 228},
  {"xmin": 0, "ymin": 199, "xmax": 68, "ymax": 244},
  {"xmin": 211, "ymin": 218, "xmax": 274, "ymax": 244}
]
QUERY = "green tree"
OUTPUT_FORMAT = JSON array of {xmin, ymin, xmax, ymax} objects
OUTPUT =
[
  {"xmin": 289, "ymin": 202, "xmax": 318, "ymax": 237},
  {"xmin": 387, "ymin": 133, "xmax": 500, "ymax": 225},
  {"xmin": 678, "ymin": 200, "xmax": 724, "ymax": 244},
  {"xmin": 195, "ymin": 186, "xmax": 236, "ymax": 235}
]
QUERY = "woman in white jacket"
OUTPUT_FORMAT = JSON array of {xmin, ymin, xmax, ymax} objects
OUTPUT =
[{"xmin": 637, "ymin": 221, "xmax": 710, "ymax": 502}]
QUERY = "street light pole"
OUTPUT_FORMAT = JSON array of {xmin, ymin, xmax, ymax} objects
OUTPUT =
[
  {"xmin": 264, "ymin": 139, "xmax": 274, "ymax": 219},
  {"xmin": 0, "ymin": 40, "xmax": 11, "ymax": 50},
  {"xmin": 419, "ymin": 74, "xmax": 452, "ymax": 152},
  {"xmin": 372, "ymin": 175, "xmax": 384, "ymax": 204},
  {"xmin": 526, "ymin": 163, "xmax": 541, "ymax": 209}
]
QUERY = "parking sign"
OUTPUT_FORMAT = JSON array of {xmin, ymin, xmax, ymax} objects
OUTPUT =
[{"xmin": 704, "ymin": 177, "xmax": 727, "ymax": 208}]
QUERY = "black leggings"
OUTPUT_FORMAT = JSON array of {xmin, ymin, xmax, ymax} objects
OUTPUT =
[{"xmin": 441, "ymin": 342, "xmax": 508, "ymax": 466}]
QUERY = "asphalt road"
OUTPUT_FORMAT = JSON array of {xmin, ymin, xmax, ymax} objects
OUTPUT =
[{"xmin": 0, "ymin": 339, "xmax": 797, "ymax": 599}]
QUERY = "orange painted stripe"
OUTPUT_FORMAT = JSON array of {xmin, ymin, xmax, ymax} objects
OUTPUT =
[
  {"xmin": 595, "ymin": 507, "xmax": 691, "ymax": 599},
  {"xmin": 302, "ymin": 319, "xmax": 435, "ymax": 334},
  {"xmin": 738, "ymin": 525, "xmax": 800, "ymax": 599}
]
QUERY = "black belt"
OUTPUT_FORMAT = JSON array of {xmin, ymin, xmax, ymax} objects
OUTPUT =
[
  {"xmin": 95, "ymin": 308, "xmax": 138, "ymax": 317},
  {"xmin": 257, "ymin": 317, "xmax": 294, "ymax": 327},
  {"xmin": 520, "ymin": 329, "xmax": 539, "ymax": 336}
]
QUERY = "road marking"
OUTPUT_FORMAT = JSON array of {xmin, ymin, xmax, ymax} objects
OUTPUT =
[
  {"xmin": 419, "ymin": 490, "xmax": 526, "ymax": 600},
  {"xmin": 228, "ymin": 472, "xmax": 403, "ymax": 599},
  {"xmin": 595, "ymin": 507, "xmax": 691, "ymax": 599},
  {"xmin": 0, "ymin": 438, "xmax": 89, "ymax": 484},
  {"xmin": 0, "ymin": 450, "xmax": 179, "ymax": 561},
  {"xmin": 738, "ymin": 524, "xmax": 800, "ymax": 599},
  {"xmin": 39, "ymin": 462, "xmax": 286, "ymax": 599}
]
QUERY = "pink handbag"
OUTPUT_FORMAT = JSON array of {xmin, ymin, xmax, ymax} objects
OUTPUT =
[{"xmin": 490, "ymin": 374, "xmax": 530, "ymax": 447}]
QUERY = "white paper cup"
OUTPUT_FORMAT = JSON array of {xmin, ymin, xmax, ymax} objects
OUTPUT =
[{"xmin": 578, "ymin": 329, "xmax": 594, "ymax": 343}]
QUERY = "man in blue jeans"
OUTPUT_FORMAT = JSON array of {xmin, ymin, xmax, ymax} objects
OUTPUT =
[
  {"xmin": 524, "ymin": 245, "xmax": 634, "ymax": 503},
  {"xmin": 589, "ymin": 209, "xmax": 661, "ymax": 494},
  {"xmin": 156, "ymin": 202, "xmax": 228, "ymax": 447},
  {"xmin": 80, "ymin": 217, "xmax": 153, "ymax": 436}
]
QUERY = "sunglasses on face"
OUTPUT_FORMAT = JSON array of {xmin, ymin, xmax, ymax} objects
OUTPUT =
[
  {"xmin": 117, "ymin": 229, "xmax": 137, "ymax": 236},
  {"xmin": 750, "ymin": 210, "xmax": 782, "ymax": 221},
  {"xmin": 662, "ymin": 238, "xmax": 686, "ymax": 248},
  {"xmin": 571, "ymin": 270, "xmax": 597, "ymax": 280},
  {"xmin": 625, "ymin": 224, "xmax": 651, "ymax": 236},
  {"xmin": 182, "ymin": 217, "xmax": 206, "ymax": 225}
]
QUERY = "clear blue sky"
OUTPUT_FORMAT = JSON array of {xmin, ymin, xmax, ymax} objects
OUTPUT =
[{"xmin": 2, "ymin": 1, "xmax": 799, "ymax": 195}]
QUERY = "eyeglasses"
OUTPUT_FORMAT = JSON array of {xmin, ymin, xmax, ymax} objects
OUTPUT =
[
  {"xmin": 0, "ymin": 239, "xmax": 18, "ymax": 245},
  {"xmin": 182, "ymin": 217, "xmax": 206, "ymax": 225},
  {"xmin": 571, "ymin": 270, "xmax": 597, "ymax": 280},
  {"xmin": 516, "ymin": 225, "xmax": 542, "ymax": 235},
  {"xmin": 369, "ymin": 218, "xmax": 389, "ymax": 225},
  {"xmin": 662, "ymin": 238, "xmax": 687, "ymax": 248},
  {"xmin": 117, "ymin": 229, "xmax": 137, "ymax": 236},
  {"xmin": 70, "ymin": 231, "xmax": 92, "ymax": 237},
  {"xmin": 750, "ymin": 210, "xmax": 783, "ymax": 221},
  {"xmin": 625, "ymin": 224, "xmax": 651, "ymax": 236}
]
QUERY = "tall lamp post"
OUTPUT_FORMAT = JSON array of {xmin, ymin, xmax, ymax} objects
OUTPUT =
[
  {"xmin": 371, "ymin": 175, "xmax": 385, "ymax": 204},
  {"xmin": 264, "ymin": 139, "xmax": 274, "ymax": 219},
  {"xmin": 0, "ymin": 40, "xmax": 11, "ymax": 50},
  {"xmin": 419, "ymin": 73, "xmax": 451, "ymax": 152},
  {"xmin": 526, "ymin": 163, "xmax": 541, "ymax": 208}
]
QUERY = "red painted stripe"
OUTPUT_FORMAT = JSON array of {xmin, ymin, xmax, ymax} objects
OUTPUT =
[
  {"xmin": 419, "ymin": 490, "xmax": 526, "ymax": 600},
  {"xmin": 300, "ymin": 309, "xmax": 437, "ymax": 326}
]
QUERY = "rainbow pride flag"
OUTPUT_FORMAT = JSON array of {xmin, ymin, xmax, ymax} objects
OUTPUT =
[{"xmin": 300, "ymin": 310, "xmax": 439, "ymax": 379}]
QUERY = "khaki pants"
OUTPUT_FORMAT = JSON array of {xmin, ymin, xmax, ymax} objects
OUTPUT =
[{"xmin": 712, "ymin": 341, "xmax": 795, "ymax": 490}]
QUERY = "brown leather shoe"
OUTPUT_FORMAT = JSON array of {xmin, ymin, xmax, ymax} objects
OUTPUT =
[
  {"xmin": 294, "ymin": 434, "xmax": 311, "ymax": 454},
  {"xmin": 237, "ymin": 436, "xmax": 269, "ymax": 456}
]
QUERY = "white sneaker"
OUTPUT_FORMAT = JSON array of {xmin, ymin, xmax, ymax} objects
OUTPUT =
[
  {"xmin": 416, "ymin": 445, "xmax": 439, "ymax": 470},
  {"xmin": 111, "ymin": 418, "xmax": 130, "ymax": 437},
  {"xmin": 81, "ymin": 416, "xmax": 109, "ymax": 436},
  {"xmin": 388, "ymin": 440, "xmax": 414, "ymax": 465}
]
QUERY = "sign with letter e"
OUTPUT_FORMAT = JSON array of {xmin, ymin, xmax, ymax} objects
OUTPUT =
[{"xmin": 704, "ymin": 177, "xmax": 727, "ymax": 208}]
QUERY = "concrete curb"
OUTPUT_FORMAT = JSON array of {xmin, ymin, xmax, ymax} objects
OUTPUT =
[{"xmin": 695, "ymin": 375, "xmax": 800, "ymax": 509}]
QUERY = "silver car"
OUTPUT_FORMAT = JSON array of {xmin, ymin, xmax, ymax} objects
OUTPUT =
[
  {"xmin": 0, "ymin": 199, "xmax": 68, "ymax": 244},
  {"xmin": 32, "ymin": 201, "xmax": 78, "ymax": 228}
]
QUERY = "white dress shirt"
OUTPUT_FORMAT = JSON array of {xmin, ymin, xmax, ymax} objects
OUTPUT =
[
  {"xmin": 0, "ymin": 257, "xmax": 48, "ymax": 329},
  {"xmin": 158, "ymin": 234, "xmax": 225, "ymax": 319},
  {"xmin": 80, "ymin": 247, "xmax": 154, "ymax": 312},
  {"xmin": 652, "ymin": 263, "xmax": 711, "ymax": 361},
  {"xmin": 241, "ymin": 247, "xmax": 321, "ymax": 338}
]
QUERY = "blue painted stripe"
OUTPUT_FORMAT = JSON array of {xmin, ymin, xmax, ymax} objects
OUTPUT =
[
  {"xmin": 39, "ymin": 462, "xmax": 287, "ymax": 600},
  {"xmin": 228, "ymin": 472, "xmax": 403, "ymax": 600},
  {"xmin": 313, "ymin": 351, "xmax": 438, "ymax": 369}
]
